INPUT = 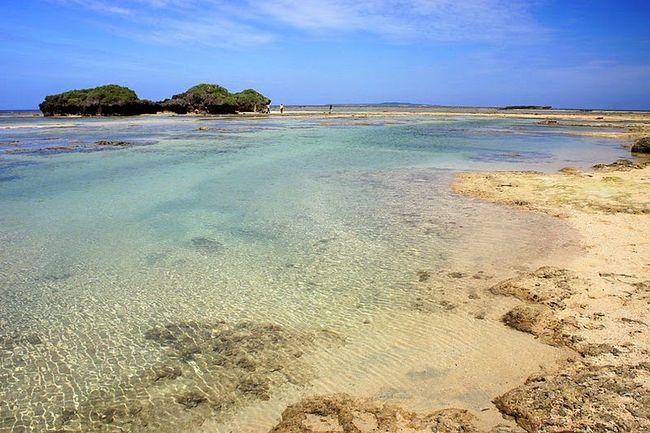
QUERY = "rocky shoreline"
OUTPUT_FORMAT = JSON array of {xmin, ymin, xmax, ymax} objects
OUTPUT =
[
  {"xmin": 266, "ymin": 159, "xmax": 649, "ymax": 432},
  {"xmin": 450, "ymin": 160, "xmax": 649, "ymax": 432}
]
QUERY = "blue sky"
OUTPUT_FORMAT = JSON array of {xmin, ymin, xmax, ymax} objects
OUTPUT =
[{"xmin": 1, "ymin": 0, "xmax": 649, "ymax": 109}]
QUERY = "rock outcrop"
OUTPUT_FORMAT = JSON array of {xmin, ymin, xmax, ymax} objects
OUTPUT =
[
  {"xmin": 39, "ymin": 83, "xmax": 271, "ymax": 116},
  {"xmin": 268, "ymin": 393, "xmax": 527, "ymax": 433},
  {"xmin": 232, "ymin": 88, "xmax": 272, "ymax": 112},
  {"xmin": 593, "ymin": 158, "xmax": 649, "ymax": 171},
  {"xmin": 631, "ymin": 136, "xmax": 650, "ymax": 153},
  {"xmin": 268, "ymin": 394, "xmax": 487, "ymax": 433},
  {"xmin": 494, "ymin": 363, "xmax": 650, "ymax": 433}
]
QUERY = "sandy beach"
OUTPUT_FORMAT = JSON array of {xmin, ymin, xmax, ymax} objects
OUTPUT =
[
  {"xmin": 267, "ymin": 113, "xmax": 650, "ymax": 432},
  {"xmin": 453, "ymin": 161, "xmax": 649, "ymax": 432}
]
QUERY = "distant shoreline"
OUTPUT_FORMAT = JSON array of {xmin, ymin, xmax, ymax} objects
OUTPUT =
[
  {"xmin": 3, "ymin": 105, "xmax": 650, "ymax": 114},
  {"xmin": 3, "ymin": 108, "xmax": 649, "ymax": 144}
]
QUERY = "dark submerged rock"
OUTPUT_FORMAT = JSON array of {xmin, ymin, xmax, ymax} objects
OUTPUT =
[
  {"xmin": 95, "ymin": 140, "xmax": 132, "ymax": 147},
  {"xmin": 175, "ymin": 390, "xmax": 207, "ymax": 409},
  {"xmin": 50, "ymin": 320, "xmax": 316, "ymax": 433},
  {"xmin": 416, "ymin": 270, "xmax": 430, "ymax": 282},
  {"xmin": 631, "ymin": 136, "xmax": 650, "ymax": 153},
  {"xmin": 190, "ymin": 236, "xmax": 223, "ymax": 253},
  {"xmin": 236, "ymin": 377, "xmax": 271, "ymax": 400}
]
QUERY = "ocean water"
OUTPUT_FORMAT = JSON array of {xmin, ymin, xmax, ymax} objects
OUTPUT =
[{"xmin": 0, "ymin": 113, "xmax": 629, "ymax": 432}]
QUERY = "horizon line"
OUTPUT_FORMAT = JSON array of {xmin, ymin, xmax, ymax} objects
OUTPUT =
[{"xmin": 3, "ymin": 104, "xmax": 650, "ymax": 113}]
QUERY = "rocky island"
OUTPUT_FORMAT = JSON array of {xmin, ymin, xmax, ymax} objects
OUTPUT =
[
  {"xmin": 159, "ymin": 84, "xmax": 270, "ymax": 114},
  {"xmin": 39, "ymin": 83, "xmax": 271, "ymax": 116},
  {"xmin": 38, "ymin": 84, "xmax": 159, "ymax": 116}
]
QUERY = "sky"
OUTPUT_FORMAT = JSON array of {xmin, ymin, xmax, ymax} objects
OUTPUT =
[{"xmin": 1, "ymin": 0, "xmax": 649, "ymax": 109}]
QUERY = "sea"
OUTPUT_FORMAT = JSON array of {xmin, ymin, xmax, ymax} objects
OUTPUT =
[{"xmin": 0, "ymin": 109, "xmax": 630, "ymax": 432}]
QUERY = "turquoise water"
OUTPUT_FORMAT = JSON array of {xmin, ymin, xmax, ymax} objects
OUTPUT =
[{"xmin": 0, "ymin": 114, "xmax": 628, "ymax": 432}]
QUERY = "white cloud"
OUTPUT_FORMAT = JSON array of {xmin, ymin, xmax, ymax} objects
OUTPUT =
[
  {"xmin": 128, "ymin": 16, "xmax": 274, "ymax": 47},
  {"xmin": 253, "ymin": 0, "xmax": 543, "ymax": 41},
  {"xmin": 53, "ymin": 0, "xmax": 546, "ymax": 46},
  {"xmin": 57, "ymin": 0, "xmax": 134, "ymax": 15}
]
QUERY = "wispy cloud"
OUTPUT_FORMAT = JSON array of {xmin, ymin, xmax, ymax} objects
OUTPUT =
[
  {"xmin": 253, "ymin": 0, "xmax": 544, "ymax": 42},
  {"xmin": 101, "ymin": 11, "xmax": 275, "ymax": 47},
  {"xmin": 55, "ymin": 0, "xmax": 134, "ymax": 15},
  {"xmin": 52, "ymin": 0, "xmax": 546, "ymax": 47}
]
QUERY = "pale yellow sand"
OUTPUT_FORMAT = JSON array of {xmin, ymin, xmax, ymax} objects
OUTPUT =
[{"xmin": 450, "ymin": 161, "xmax": 649, "ymax": 432}]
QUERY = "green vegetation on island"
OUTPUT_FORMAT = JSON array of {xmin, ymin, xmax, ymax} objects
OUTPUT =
[
  {"xmin": 159, "ymin": 84, "xmax": 270, "ymax": 115},
  {"xmin": 232, "ymin": 89, "xmax": 272, "ymax": 112},
  {"xmin": 39, "ymin": 83, "xmax": 271, "ymax": 116},
  {"xmin": 39, "ymin": 84, "xmax": 159, "ymax": 116}
]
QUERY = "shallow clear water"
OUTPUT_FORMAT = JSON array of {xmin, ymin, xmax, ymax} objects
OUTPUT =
[{"xmin": 0, "ymin": 114, "xmax": 628, "ymax": 432}]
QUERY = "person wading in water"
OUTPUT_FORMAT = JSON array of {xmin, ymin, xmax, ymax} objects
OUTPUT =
[
  {"xmin": 328, "ymin": 104, "xmax": 333, "ymax": 114},
  {"xmin": 280, "ymin": 104, "xmax": 284, "ymax": 114}
]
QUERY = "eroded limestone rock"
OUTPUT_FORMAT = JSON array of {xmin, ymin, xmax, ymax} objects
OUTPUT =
[
  {"xmin": 269, "ymin": 394, "xmax": 481, "ymax": 433},
  {"xmin": 494, "ymin": 363, "xmax": 650, "ymax": 433}
]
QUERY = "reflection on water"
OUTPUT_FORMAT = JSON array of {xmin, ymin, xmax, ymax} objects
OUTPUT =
[{"xmin": 0, "ymin": 114, "xmax": 626, "ymax": 432}]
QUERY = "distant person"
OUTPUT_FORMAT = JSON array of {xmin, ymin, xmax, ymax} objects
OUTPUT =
[
  {"xmin": 280, "ymin": 104, "xmax": 284, "ymax": 114},
  {"xmin": 266, "ymin": 103, "xmax": 271, "ymax": 114},
  {"xmin": 329, "ymin": 104, "xmax": 332, "ymax": 114}
]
